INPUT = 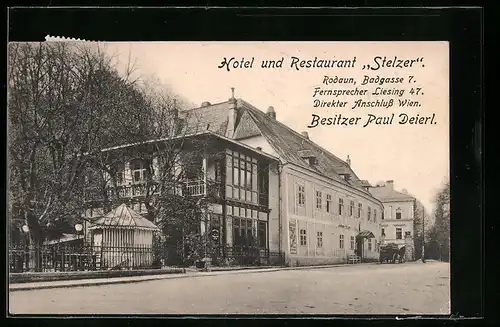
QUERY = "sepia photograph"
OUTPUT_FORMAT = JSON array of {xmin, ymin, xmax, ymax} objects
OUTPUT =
[{"xmin": 8, "ymin": 41, "xmax": 450, "ymax": 315}]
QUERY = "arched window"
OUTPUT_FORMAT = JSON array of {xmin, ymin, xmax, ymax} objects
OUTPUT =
[{"xmin": 396, "ymin": 207, "xmax": 402, "ymax": 220}]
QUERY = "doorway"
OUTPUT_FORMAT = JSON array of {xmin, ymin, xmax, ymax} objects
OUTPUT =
[{"xmin": 356, "ymin": 237, "xmax": 364, "ymax": 261}]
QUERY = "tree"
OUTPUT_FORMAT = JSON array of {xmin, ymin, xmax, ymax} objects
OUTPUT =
[
  {"xmin": 426, "ymin": 179, "xmax": 450, "ymax": 261},
  {"xmin": 9, "ymin": 42, "xmax": 219, "ymax": 270},
  {"xmin": 8, "ymin": 42, "xmax": 142, "ymax": 264},
  {"xmin": 412, "ymin": 198, "xmax": 431, "ymax": 260}
]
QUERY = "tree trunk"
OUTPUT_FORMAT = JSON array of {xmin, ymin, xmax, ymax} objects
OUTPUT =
[{"xmin": 26, "ymin": 210, "xmax": 45, "ymax": 272}]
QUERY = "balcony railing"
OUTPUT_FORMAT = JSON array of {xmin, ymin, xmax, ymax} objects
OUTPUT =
[
  {"xmin": 106, "ymin": 180, "xmax": 208, "ymax": 199},
  {"xmin": 107, "ymin": 183, "xmax": 149, "ymax": 198},
  {"xmin": 185, "ymin": 180, "xmax": 206, "ymax": 196}
]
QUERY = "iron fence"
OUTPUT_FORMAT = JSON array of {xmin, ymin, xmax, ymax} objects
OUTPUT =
[
  {"xmin": 9, "ymin": 243, "xmax": 286, "ymax": 273},
  {"xmin": 9, "ymin": 244, "xmax": 159, "ymax": 273}
]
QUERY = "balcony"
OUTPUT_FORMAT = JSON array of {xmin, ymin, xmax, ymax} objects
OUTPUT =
[
  {"xmin": 106, "ymin": 180, "xmax": 208, "ymax": 199},
  {"xmin": 184, "ymin": 180, "xmax": 206, "ymax": 196},
  {"xmin": 107, "ymin": 184, "xmax": 149, "ymax": 198}
]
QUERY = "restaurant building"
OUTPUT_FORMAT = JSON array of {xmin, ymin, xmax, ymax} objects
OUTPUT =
[{"xmin": 86, "ymin": 90, "xmax": 385, "ymax": 266}]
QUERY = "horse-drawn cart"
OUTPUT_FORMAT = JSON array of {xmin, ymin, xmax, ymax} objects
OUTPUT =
[{"xmin": 379, "ymin": 242, "xmax": 406, "ymax": 264}]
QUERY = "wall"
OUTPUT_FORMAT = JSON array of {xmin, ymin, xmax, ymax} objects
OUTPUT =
[
  {"xmin": 268, "ymin": 161, "xmax": 281, "ymax": 253},
  {"xmin": 283, "ymin": 164, "xmax": 383, "ymax": 266}
]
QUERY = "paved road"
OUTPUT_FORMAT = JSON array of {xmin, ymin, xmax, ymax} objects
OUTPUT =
[{"xmin": 9, "ymin": 261, "xmax": 449, "ymax": 315}]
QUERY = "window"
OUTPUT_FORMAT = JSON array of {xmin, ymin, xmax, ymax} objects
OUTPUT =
[
  {"xmin": 405, "ymin": 231, "xmax": 411, "ymax": 238},
  {"xmin": 131, "ymin": 160, "xmax": 147, "ymax": 183},
  {"xmin": 349, "ymin": 200, "xmax": 354, "ymax": 216},
  {"xmin": 232, "ymin": 217, "xmax": 255, "ymax": 247},
  {"xmin": 381, "ymin": 228, "xmax": 385, "ymax": 236},
  {"xmin": 338, "ymin": 198, "xmax": 344, "ymax": 216},
  {"xmin": 368, "ymin": 239, "xmax": 372, "ymax": 251},
  {"xmin": 300, "ymin": 229, "xmax": 307, "ymax": 246},
  {"xmin": 339, "ymin": 234, "xmax": 345, "ymax": 249},
  {"xmin": 227, "ymin": 152, "xmax": 260, "ymax": 203},
  {"xmin": 367, "ymin": 207, "xmax": 372, "ymax": 221},
  {"xmin": 326, "ymin": 194, "xmax": 332, "ymax": 213},
  {"xmin": 317, "ymin": 232, "xmax": 323, "ymax": 248},
  {"xmin": 357, "ymin": 203, "xmax": 363, "ymax": 218},
  {"xmin": 297, "ymin": 185, "xmax": 305, "ymax": 207},
  {"xmin": 374, "ymin": 209, "xmax": 377, "ymax": 222},
  {"xmin": 115, "ymin": 164, "xmax": 125, "ymax": 185},
  {"xmin": 396, "ymin": 208, "xmax": 402, "ymax": 220},
  {"xmin": 350, "ymin": 236, "xmax": 355, "ymax": 250},
  {"xmin": 316, "ymin": 191, "xmax": 322, "ymax": 210},
  {"xmin": 396, "ymin": 228, "xmax": 402, "ymax": 240}
]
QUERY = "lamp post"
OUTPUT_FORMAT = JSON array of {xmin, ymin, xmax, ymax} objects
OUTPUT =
[{"xmin": 75, "ymin": 223, "xmax": 83, "ymax": 242}]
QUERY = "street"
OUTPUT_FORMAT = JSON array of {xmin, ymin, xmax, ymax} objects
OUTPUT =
[{"xmin": 9, "ymin": 261, "xmax": 450, "ymax": 315}]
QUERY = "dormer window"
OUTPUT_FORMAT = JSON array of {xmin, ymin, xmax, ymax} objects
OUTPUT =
[
  {"xmin": 297, "ymin": 149, "xmax": 317, "ymax": 166},
  {"xmin": 340, "ymin": 173, "xmax": 351, "ymax": 182}
]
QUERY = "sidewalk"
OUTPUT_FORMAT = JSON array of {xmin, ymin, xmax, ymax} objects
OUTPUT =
[{"xmin": 9, "ymin": 262, "xmax": 378, "ymax": 292}]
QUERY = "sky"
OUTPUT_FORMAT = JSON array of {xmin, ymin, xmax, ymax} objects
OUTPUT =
[{"xmin": 100, "ymin": 41, "xmax": 449, "ymax": 211}]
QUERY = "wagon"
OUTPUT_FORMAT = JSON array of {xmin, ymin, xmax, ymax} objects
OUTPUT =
[{"xmin": 379, "ymin": 242, "xmax": 406, "ymax": 264}]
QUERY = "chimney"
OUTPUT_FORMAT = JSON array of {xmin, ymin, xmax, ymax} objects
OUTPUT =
[
  {"xmin": 346, "ymin": 155, "xmax": 351, "ymax": 167},
  {"xmin": 201, "ymin": 101, "xmax": 211, "ymax": 107},
  {"xmin": 301, "ymin": 131, "xmax": 309, "ymax": 139},
  {"xmin": 256, "ymin": 147, "xmax": 262, "ymax": 151},
  {"xmin": 266, "ymin": 106, "xmax": 276, "ymax": 120},
  {"xmin": 226, "ymin": 87, "xmax": 237, "ymax": 138},
  {"xmin": 386, "ymin": 180, "xmax": 394, "ymax": 190}
]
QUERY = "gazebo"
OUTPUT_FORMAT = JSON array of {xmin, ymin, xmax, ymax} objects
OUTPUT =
[{"xmin": 89, "ymin": 204, "xmax": 160, "ymax": 269}]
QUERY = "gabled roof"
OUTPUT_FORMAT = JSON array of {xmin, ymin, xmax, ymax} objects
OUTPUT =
[
  {"xmin": 369, "ymin": 186, "xmax": 415, "ymax": 202},
  {"xmin": 89, "ymin": 204, "xmax": 159, "ymax": 230},
  {"xmin": 175, "ymin": 98, "xmax": 372, "ymax": 194},
  {"xmin": 180, "ymin": 101, "xmax": 231, "ymax": 135},
  {"xmin": 238, "ymin": 100, "xmax": 368, "ymax": 192},
  {"xmin": 233, "ymin": 109, "xmax": 261, "ymax": 139}
]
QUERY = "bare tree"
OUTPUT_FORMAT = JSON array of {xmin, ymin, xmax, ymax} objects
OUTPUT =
[
  {"xmin": 8, "ymin": 42, "xmax": 141, "ymax": 261},
  {"xmin": 427, "ymin": 179, "xmax": 450, "ymax": 261}
]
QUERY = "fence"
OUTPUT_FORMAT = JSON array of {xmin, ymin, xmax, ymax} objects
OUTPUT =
[
  {"xmin": 9, "ymin": 244, "xmax": 158, "ymax": 273},
  {"xmin": 9, "ymin": 243, "xmax": 286, "ymax": 273}
]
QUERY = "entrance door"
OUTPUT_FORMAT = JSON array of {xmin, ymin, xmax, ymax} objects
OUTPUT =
[{"xmin": 356, "ymin": 237, "xmax": 363, "ymax": 261}]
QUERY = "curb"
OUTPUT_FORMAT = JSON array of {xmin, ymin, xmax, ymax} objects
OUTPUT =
[
  {"xmin": 9, "ymin": 268, "xmax": 186, "ymax": 284},
  {"xmin": 9, "ymin": 262, "xmax": 378, "ymax": 292}
]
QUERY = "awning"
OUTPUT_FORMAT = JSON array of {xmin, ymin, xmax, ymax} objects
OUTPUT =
[{"xmin": 356, "ymin": 230, "xmax": 375, "ymax": 239}]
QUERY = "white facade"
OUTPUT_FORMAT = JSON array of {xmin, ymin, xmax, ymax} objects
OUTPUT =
[
  {"xmin": 379, "ymin": 200, "xmax": 415, "ymax": 245},
  {"xmin": 239, "ymin": 138, "xmax": 384, "ymax": 266}
]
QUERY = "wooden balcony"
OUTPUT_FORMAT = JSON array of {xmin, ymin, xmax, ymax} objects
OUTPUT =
[
  {"xmin": 184, "ymin": 180, "xmax": 206, "ymax": 196},
  {"xmin": 105, "ymin": 180, "xmax": 210, "ymax": 199},
  {"xmin": 107, "ymin": 183, "xmax": 149, "ymax": 198}
]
